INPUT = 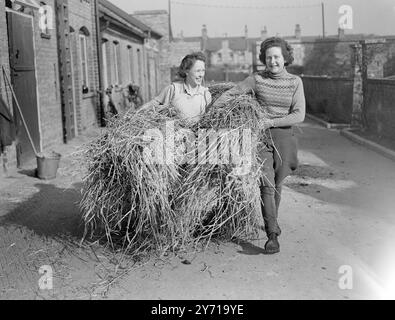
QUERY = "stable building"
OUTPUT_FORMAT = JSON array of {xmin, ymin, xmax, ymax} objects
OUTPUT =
[{"xmin": 0, "ymin": 0, "xmax": 100, "ymax": 171}]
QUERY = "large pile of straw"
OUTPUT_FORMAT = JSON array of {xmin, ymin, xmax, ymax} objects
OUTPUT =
[
  {"xmin": 80, "ymin": 106, "xmax": 181, "ymax": 253},
  {"xmin": 80, "ymin": 82, "xmax": 267, "ymax": 255},
  {"xmin": 173, "ymin": 83, "xmax": 266, "ymax": 246}
]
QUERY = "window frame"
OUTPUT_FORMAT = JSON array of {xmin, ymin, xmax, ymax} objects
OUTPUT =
[
  {"xmin": 79, "ymin": 33, "xmax": 89, "ymax": 93},
  {"xmin": 113, "ymin": 41, "xmax": 121, "ymax": 85},
  {"xmin": 127, "ymin": 45, "xmax": 134, "ymax": 83}
]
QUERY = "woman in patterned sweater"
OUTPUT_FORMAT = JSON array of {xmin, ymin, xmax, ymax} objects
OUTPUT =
[{"xmin": 213, "ymin": 37, "xmax": 306, "ymax": 254}]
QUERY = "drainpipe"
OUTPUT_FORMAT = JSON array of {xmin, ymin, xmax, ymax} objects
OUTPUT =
[{"xmin": 94, "ymin": 0, "xmax": 105, "ymax": 127}]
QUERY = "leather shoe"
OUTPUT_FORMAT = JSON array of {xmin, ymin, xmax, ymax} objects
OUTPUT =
[{"xmin": 264, "ymin": 233, "xmax": 280, "ymax": 254}]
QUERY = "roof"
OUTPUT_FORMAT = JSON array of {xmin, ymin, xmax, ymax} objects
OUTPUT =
[
  {"xmin": 206, "ymin": 37, "xmax": 251, "ymax": 52},
  {"xmin": 172, "ymin": 37, "xmax": 202, "ymax": 43},
  {"xmin": 99, "ymin": 0, "xmax": 162, "ymax": 39},
  {"xmin": 134, "ymin": 10, "xmax": 168, "ymax": 15},
  {"xmin": 13, "ymin": 0, "xmax": 40, "ymax": 9},
  {"xmin": 178, "ymin": 32, "xmax": 395, "ymax": 51}
]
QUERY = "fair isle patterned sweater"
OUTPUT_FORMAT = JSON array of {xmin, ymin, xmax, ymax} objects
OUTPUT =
[{"xmin": 215, "ymin": 69, "xmax": 306, "ymax": 128}]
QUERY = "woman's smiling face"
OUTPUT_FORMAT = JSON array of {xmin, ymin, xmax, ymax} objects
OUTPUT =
[
  {"xmin": 186, "ymin": 60, "xmax": 206, "ymax": 87},
  {"xmin": 265, "ymin": 46, "xmax": 285, "ymax": 74}
]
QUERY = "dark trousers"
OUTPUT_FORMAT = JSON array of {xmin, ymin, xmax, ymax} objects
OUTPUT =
[{"xmin": 258, "ymin": 127, "xmax": 298, "ymax": 236}]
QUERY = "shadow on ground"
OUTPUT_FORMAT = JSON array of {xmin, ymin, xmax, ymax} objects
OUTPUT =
[
  {"xmin": 18, "ymin": 168, "xmax": 37, "ymax": 178},
  {"xmin": 232, "ymin": 238, "xmax": 265, "ymax": 255},
  {"xmin": 0, "ymin": 182, "xmax": 85, "ymax": 240}
]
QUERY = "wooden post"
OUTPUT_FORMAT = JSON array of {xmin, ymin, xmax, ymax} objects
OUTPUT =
[
  {"xmin": 55, "ymin": 0, "xmax": 75, "ymax": 143},
  {"xmin": 321, "ymin": 2, "xmax": 326, "ymax": 39},
  {"xmin": 351, "ymin": 43, "xmax": 363, "ymax": 128}
]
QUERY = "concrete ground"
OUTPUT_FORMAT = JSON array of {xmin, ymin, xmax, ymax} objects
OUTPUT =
[{"xmin": 1, "ymin": 119, "xmax": 395, "ymax": 300}]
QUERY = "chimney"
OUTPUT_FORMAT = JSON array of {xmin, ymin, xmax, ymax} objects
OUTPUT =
[
  {"xmin": 244, "ymin": 25, "xmax": 249, "ymax": 52},
  {"xmin": 179, "ymin": 30, "xmax": 184, "ymax": 41},
  {"xmin": 201, "ymin": 24, "xmax": 208, "ymax": 51},
  {"xmin": 295, "ymin": 24, "xmax": 301, "ymax": 39},
  {"xmin": 261, "ymin": 26, "xmax": 268, "ymax": 41},
  {"xmin": 338, "ymin": 27, "xmax": 345, "ymax": 39},
  {"xmin": 202, "ymin": 24, "xmax": 208, "ymax": 39}
]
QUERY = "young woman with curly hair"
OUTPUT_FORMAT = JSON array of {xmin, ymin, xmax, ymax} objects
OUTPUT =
[
  {"xmin": 213, "ymin": 37, "xmax": 306, "ymax": 254},
  {"xmin": 139, "ymin": 52, "xmax": 212, "ymax": 125}
]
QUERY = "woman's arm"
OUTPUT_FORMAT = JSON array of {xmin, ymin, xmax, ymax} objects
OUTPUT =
[
  {"xmin": 204, "ymin": 89, "xmax": 212, "ymax": 108},
  {"xmin": 212, "ymin": 75, "xmax": 256, "ymax": 107},
  {"xmin": 138, "ymin": 84, "xmax": 175, "ymax": 112},
  {"xmin": 271, "ymin": 77, "xmax": 306, "ymax": 128}
]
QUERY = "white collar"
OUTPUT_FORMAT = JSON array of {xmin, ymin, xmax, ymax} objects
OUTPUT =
[{"xmin": 182, "ymin": 82, "xmax": 205, "ymax": 96}]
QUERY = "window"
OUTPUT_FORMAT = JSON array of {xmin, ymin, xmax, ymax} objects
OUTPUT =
[
  {"xmin": 39, "ymin": 2, "xmax": 53, "ymax": 38},
  {"xmin": 218, "ymin": 53, "xmax": 222, "ymax": 62},
  {"xmin": 137, "ymin": 48, "xmax": 142, "ymax": 86},
  {"xmin": 113, "ymin": 41, "xmax": 121, "ymax": 85},
  {"xmin": 101, "ymin": 39, "xmax": 109, "ymax": 90},
  {"xmin": 127, "ymin": 45, "xmax": 134, "ymax": 83},
  {"xmin": 79, "ymin": 34, "xmax": 89, "ymax": 93}
]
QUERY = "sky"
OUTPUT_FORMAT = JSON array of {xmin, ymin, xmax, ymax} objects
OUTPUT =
[{"xmin": 109, "ymin": 0, "xmax": 395, "ymax": 38}]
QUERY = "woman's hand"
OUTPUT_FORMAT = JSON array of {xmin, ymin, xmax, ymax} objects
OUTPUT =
[{"xmin": 258, "ymin": 118, "xmax": 275, "ymax": 130}]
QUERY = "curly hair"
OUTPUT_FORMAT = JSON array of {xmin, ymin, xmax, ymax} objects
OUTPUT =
[
  {"xmin": 177, "ymin": 52, "xmax": 207, "ymax": 79},
  {"xmin": 259, "ymin": 37, "xmax": 294, "ymax": 66}
]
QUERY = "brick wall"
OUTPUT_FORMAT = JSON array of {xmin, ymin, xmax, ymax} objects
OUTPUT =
[
  {"xmin": 300, "ymin": 40, "xmax": 355, "ymax": 77},
  {"xmin": 365, "ymin": 42, "xmax": 395, "ymax": 78},
  {"xmin": 34, "ymin": 0, "xmax": 63, "ymax": 151},
  {"xmin": 302, "ymin": 76, "xmax": 354, "ymax": 124},
  {"xmin": 133, "ymin": 11, "xmax": 171, "ymax": 92},
  {"xmin": 69, "ymin": 0, "xmax": 100, "ymax": 133},
  {"xmin": 365, "ymin": 79, "xmax": 395, "ymax": 140},
  {"xmin": 289, "ymin": 39, "xmax": 395, "ymax": 78}
]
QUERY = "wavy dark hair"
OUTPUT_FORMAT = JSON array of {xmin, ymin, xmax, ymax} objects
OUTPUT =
[
  {"xmin": 259, "ymin": 37, "xmax": 294, "ymax": 66},
  {"xmin": 177, "ymin": 52, "xmax": 207, "ymax": 79}
]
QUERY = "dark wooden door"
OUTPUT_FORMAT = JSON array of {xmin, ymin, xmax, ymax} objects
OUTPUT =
[{"xmin": 7, "ymin": 11, "xmax": 40, "ymax": 167}]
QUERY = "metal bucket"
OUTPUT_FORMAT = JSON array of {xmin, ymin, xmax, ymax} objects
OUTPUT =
[{"xmin": 36, "ymin": 152, "xmax": 61, "ymax": 180}]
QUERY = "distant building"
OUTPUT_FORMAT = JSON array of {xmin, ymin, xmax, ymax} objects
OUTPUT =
[
  {"xmin": 0, "ymin": 0, "xmax": 166, "ymax": 174},
  {"xmin": 202, "ymin": 25, "xmax": 253, "ymax": 72},
  {"xmin": 0, "ymin": 0, "xmax": 101, "ymax": 169}
]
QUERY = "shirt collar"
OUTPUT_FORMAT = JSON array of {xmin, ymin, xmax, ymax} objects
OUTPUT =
[{"xmin": 182, "ymin": 82, "xmax": 205, "ymax": 96}]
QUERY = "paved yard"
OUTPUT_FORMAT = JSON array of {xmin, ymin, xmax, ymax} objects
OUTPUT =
[{"xmin": 1, "ymin": 120, "xmax": 395, "ymax": 300}]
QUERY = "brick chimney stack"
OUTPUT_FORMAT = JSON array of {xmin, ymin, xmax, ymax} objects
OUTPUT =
[
  {"xmin": 201, "ymin": 24, "xmax": 208, "ymax": 51},
  {"xmin": 261, "ymin": 26, "xmax": 268, "ymax": 41},
  {"xmin": 295, "ymin": 24, "xmax": 301, "ymax": 39},
  {"xmin": 338, "ymin": 27, "xmax": 345, "ymax": 39}
]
